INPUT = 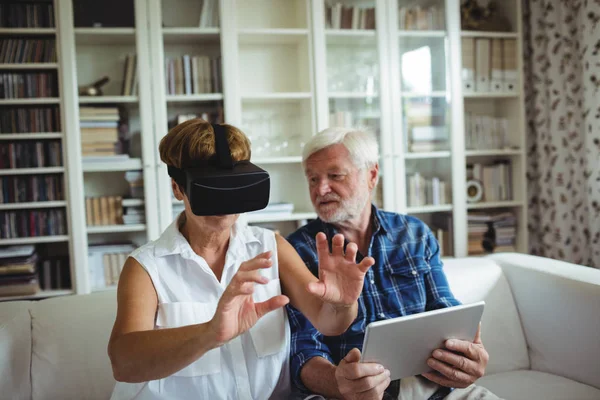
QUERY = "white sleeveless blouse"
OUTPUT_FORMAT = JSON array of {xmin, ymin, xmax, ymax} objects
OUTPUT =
[{"xmin": 109, "ymin": 217, "xmax": 291, "ymax": 400}]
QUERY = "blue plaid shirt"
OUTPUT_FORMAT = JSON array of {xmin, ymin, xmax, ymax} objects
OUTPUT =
[{"xmin": 286, "ymin": 205, "xmax": 461, "ymax": 399}]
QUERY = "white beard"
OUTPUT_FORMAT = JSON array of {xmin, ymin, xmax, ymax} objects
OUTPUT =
[{"xmin": 318, "ymin": 188, "xmax": 371, "ymax": 223}]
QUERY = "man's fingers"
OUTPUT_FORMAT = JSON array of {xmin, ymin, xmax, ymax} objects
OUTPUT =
[
  {"xmin": 357, "ymin": 256, "xmax": 375, "ymax": 273},
  {"xmin": 351, "ymin": 369, "xmax": 391, "ymax": 393},
  {"xmin": 255, "ymin": 295, "xmax": 289, "ymax": 318},
  {"xmin": 431, "ymin": 349, "xmax": 479, "ymax": 376},
  {"xmin": 331, "ymin": 233, "xmax": 345, "ymax": 257},
  {"xmin": 342, "ymin": 348, "xmax": 362, "ymax": 364},
  {"xmin": 374, "ymin": 374, "xmax": 392, "ymax": 396},
  {"xmin": 445, "ymin": 339, "xmax": 481, "ymax": 361},
  {"xmin": 316, "ymin": 232, "xmax": 329, "ymax": 258},
  {"xmin": 345, "ymin": 242, "xmax": 358, "ymax": 262},
  {"xmin": 341, "ymin": 361, "xmax": 385, "ymax": 380},
  {"xmin": 422, "ymin": 371, "xmax": 465, "ymax": 388},
  {"xmin": 474, "ymin": 323, "xmax": 482, "ymax": 344},
  {"xmin": 427, "ymin": 358, "xmax": 473, "ymax": 384}
]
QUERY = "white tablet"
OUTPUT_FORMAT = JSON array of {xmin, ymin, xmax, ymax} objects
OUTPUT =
[{"xmin": 361, "ymin": 301, "xmax": 485, "ymax": 381}]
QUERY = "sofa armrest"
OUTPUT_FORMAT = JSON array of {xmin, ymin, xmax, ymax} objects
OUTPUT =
[{"xmin": 488, "ymin": 253, "xmax": 600, "ymax": 389}]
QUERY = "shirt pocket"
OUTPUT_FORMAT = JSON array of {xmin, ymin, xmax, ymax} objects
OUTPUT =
[
  {"xmin": 388, "ymin": 257, "xmax": 431, "ymax": 315},
  {"xmin": 156, "ymin": 301, "xmax": 221, "ymax": 376},
  {"xmin": 248, "ymin": 278, "xmax": 286, "ymax": 357}
]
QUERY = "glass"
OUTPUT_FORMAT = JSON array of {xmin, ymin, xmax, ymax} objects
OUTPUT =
[
  {"xmin": 327, "ymin": 44, "xmax": 379, "ymax": 93},
  {"xmin": 325, "ymin": 1, "xmax": 377, "ymax": 30},
  {"xmin": 405, "ymin": 159, "xmax": 452, "ymax": 207},
  {"xmin": 399, "ymin": 37, "xmax": 447, "ymax": 93},
  {"xmin": 242, "ymin": 109, "xmax": 308, "ymax": 158},
  {"xmin": 397, "ymin": 0, "xmax": 446, "ymax": 31},
  {"xmin": 402, "ymin": 96, "xmax": 450, "ymax": 153}
]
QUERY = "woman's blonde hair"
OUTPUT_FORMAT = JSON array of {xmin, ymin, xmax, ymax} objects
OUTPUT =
[{"xmin": 159, "ymin": 119, "xmax": 251, "ymax": 168}]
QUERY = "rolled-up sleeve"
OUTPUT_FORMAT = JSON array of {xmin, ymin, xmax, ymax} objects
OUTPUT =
[{"xmin": 423, "ymin": 228, "xmax": 462, "ymax": 311}]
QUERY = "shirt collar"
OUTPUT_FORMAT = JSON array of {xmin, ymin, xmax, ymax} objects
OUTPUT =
[{"xmin": 153, "ymin": 214, "xmax": 260, "ymax": 258}]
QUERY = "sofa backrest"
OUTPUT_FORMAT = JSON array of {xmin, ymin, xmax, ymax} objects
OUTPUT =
[
  {"xmin": 30, "ymin": 290, "xmax": 117, "ymax": 400},
  {"xmin": 489, "ymin": 253, "xmax": 600, "ymax": 390},
  {"xmin": 0, "ymin": 300, "xmax": 32, "ymax": 400},
  {"xmin": 442, "ymin": 257, "xmax": 530, "ymax": 374}
]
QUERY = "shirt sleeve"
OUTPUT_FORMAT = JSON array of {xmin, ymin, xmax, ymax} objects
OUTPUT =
[
  {"xmin": 424, "ymin": 227, "xmax": 462, "ymax": 311},
  {"xmin": 286, "ymin": 303, "xmax": 335, "ymax": 392}
]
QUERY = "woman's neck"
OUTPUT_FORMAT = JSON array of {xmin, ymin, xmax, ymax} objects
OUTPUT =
[{"xmin": 178, "ymin": 214, "xmax": 230, "ymax": 281}]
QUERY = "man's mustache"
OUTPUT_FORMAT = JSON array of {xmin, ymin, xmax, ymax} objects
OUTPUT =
[{"xmin": 317, "ymin": 194, "xmax": 341, "ymax": 203}]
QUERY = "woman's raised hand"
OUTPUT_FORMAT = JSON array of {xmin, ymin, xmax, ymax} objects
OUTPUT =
[{"xmin": 208, "ymin": 251, "xmax": 289, "ymax": 345}]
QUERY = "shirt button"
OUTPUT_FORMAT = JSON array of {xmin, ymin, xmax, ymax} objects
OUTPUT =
[
  {"xmin": 379, "ymin": 313, "xmax": 385, "ymax": 318},
  {"xmin": 370, "ymin": 279, "xmax": 375, "ymax": 284},
  {"xmin": 412, "ymin": 270, "xmax": 418, "ymax": 276}
]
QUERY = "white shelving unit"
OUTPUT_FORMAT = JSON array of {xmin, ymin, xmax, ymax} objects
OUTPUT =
[
  {"xmin": 0, "ymin": 0, "xmax": 529, "ymax": 300},
  {"xmin": 0, "ymin": 0, "xmax": 73, "ymax": 300}
]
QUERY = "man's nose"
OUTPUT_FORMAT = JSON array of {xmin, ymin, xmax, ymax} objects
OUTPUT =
[{"xmin": 316, "ymin": 180, "xmax": 331, "ymax": 196}]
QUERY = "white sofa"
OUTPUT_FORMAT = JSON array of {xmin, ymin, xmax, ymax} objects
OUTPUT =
[{"xmin": 1, "ymin": 253, "xmax": 599, "ymax": 400}]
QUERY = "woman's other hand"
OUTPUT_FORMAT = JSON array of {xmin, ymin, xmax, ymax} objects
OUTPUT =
[{"xmin": 208, "ymin": 251, "xmax": 289, "ymax": 345}]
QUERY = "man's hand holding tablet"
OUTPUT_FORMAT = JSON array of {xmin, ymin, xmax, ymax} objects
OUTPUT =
[{"xmin": 360, "ymin": 302, "xmax": 487, "ymax": 385}]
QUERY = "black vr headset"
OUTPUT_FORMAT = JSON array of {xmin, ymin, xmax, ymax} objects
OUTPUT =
[{"xmin": 167, "ymin": 123, "xmax": 270, "ymax": 216}]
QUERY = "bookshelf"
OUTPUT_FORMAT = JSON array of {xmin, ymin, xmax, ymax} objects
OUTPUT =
[
  {"xmin": 0, "ymin": 0, "xmax": 529, "ymax": 300},
  {"xmin": 0, "ymin": 0, "xmax": 72, "ymax": 300}
]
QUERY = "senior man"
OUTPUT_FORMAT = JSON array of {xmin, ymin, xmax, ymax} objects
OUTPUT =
[{"xmin": 286, "ymin": 127, "xmax": 499, "ymax": 400}]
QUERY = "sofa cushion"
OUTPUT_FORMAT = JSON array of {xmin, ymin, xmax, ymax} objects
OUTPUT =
[
  {"xmin": 489, "ymin": 253, "xmax": 600, "ymax": 390},
  {"xmin": 442, "ymin": 258, "xmax": 530, "ymax": 374},
  {"xmin": 30, "ymin": 290, "xmax": 117, "ymax": 400},
  {"xmin": 0, "ymin": 300, "xmax": 32, "ymax": 400},
  {"xmin": 478, "ymin": 370, "xmax": 600, "ymax": 400}
]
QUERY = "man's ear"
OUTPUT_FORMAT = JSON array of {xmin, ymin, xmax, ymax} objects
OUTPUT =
[
  {"xmin": 171, "ymin": 179, "xmax": 185, "ymax": 201},
  {"xmin": 367, "ymin": 163, "xmax": 379, "ymax": 190}
]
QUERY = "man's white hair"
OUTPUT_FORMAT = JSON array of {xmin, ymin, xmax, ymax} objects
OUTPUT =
[{"xmin": 302, "ymin": 127, "xmax": 379, "ymax": 170}]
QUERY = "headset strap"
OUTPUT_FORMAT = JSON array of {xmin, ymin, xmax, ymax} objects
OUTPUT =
[{"xmin": 212, "ymin": 123, "xmax": 234, "ymax": 168}]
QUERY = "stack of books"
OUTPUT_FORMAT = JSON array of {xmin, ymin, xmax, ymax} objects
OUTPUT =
[
  {"xmin": 467, "ymin": 211, "xmax": 517, "ymax": 255},
  {"xmin": 122, "ymin": 206, "xmax": 145, "ymax": 225},
  {"xmin": 0, "ymin": 245, "xmax": 39, "ymax": 297},
  {"xmin": 79, "ymin": 107, "xmax": 126, "ymax": 160}
]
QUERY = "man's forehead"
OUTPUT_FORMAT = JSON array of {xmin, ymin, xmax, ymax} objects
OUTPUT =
[{"xmin": 305, "ymin": 146, "xmax": 353, "ymax": 173}]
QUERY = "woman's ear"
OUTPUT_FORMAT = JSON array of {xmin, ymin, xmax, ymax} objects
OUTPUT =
[{"xmin": 171, "ymin": 179, "xmax": 185, "ymax": 201}]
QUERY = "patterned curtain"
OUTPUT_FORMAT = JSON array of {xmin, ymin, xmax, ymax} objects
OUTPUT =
[{"xmin": 523, "ymin": 0, "xmax": 600, "ymax": 268}]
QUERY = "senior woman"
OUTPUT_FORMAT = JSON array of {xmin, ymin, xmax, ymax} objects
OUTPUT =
[{"xmin": 107, "ymin": 119, "xmax": 374, "ymax": 400}]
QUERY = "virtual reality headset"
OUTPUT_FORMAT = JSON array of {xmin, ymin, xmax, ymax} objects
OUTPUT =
[{"xmin": 167, "ymin": 123, "xmax": 270, "ymax": 216}]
